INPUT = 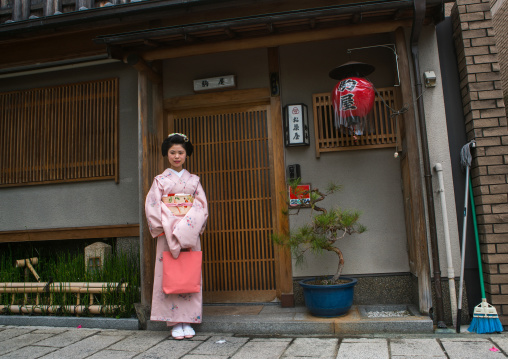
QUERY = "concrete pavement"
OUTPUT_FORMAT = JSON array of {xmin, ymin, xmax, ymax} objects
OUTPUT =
[{"xmin": 1, "ymin": 325, "xmax": 508, "ymax": 359}]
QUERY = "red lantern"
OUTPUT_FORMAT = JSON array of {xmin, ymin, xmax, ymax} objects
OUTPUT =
[{"xmin": 331, "ymin": 77, "xmax": 375, "ymax": 135}]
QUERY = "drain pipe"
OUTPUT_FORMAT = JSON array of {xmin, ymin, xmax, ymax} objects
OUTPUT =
[
  {"xmin": 434, "ymin": 163, "xmax": 458, "ymax": 328},
  {"xmin": 410, "ymin": 0, "xmax": 447, "ymax": 328}
]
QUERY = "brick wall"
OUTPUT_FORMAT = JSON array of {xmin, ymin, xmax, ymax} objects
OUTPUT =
[
  {"xmin": 492, "ymin": 0, "xmax": 508, "ymax": 114},
  {"xmin": 452, "ymin": 0, "xmax": 508, "ymax": 325}
]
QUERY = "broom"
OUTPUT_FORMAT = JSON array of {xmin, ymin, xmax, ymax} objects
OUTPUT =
[{"xmin": 467, "ymin": 175, "xmax": 504, "ymax": 333}]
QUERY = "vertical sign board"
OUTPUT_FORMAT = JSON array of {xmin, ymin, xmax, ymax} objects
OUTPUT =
[{"xmin": 284, "ymin": 104, "xmax": 309, "ymax": 146}]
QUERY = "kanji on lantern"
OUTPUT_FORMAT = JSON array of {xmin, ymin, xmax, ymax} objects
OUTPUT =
[{"xmin": 331, "ymin": 77, "xmax": 375, "ymax": 135}]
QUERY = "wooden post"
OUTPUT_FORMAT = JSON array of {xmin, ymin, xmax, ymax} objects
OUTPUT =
[
  {"xmin": 268, "ymin": 47, "xmax": 294, "ymax": 307},
  {"xmin": 395, "ymin": 27, "xmax": 432, "ymax": 314},
  {"xmin": 139, "ymin": 61, "xmax": 164, "ymax": 323},
  {"xmin": 139, "ymin": 72, "xmax": 155, "ymax": 308}
]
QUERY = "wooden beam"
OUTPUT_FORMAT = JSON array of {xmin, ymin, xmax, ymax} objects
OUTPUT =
[
  {"xmin": 142, "ymin": 19, "xmax": 411, "ymax": 61},
  {"xmin": 395, "ymin": 27, "xmax": 432, "ymax": 315},
  {"xmin": 164, "ymin": 88, "xmax": 271, "ymax": 111},
  {"xmin": 0, "ymin": 224, "xmax": 139, "ymax": 243},
  {"xmin": 267, "ymin": 47, "xmax": 293, "ymax": 307},
  {"xmin": 125, "ymin": 54, "xmax": 162, "ymax": 84}
]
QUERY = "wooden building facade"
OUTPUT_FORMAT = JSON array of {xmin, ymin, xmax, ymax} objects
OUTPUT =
[{"xmin": 1, "ymin": 0, "xmax": 506, "ymax": 326}]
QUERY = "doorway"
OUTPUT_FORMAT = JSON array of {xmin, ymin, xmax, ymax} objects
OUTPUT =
[{"xmin": 167, "ymin": 98, "xmax": 277, "ymax": 303}]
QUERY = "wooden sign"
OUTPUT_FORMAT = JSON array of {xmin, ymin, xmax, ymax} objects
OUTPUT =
[{"xmin": 193, "ymin": 75, "xmax": 236, "ymax": 92}]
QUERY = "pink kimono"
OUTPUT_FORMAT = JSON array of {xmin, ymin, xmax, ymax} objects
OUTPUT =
[{"xmin": 145, "ymin": 168, "xmax": 208, "ymax": 325}]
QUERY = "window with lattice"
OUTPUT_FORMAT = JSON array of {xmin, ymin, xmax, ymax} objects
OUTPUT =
[
  {"xmin": 0, "ymin": 78, "xmax": 119, "ymax": 187},
  {"xmin": 312, "ymin": 86, "xmax": 400, "ymax": 157}
]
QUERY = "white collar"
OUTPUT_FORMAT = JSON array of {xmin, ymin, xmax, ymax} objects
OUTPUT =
[{"xmin": 169, "ymin": 168, "xmax": 185, "ymax": 177}]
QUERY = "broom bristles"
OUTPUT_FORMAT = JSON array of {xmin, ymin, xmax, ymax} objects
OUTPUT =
[{"xmin": 468, "ymin": 299, "xmax": 504, "ymax": 334}]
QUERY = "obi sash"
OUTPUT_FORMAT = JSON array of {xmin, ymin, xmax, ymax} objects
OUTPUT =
[{"xmin": 162, "ymin": 193, "xmax": 194, "ymax": 215}]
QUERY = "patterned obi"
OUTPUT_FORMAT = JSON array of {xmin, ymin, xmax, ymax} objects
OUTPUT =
[{"xmin": 162, "ymin": 193, "xmax": 194, "ymax": 215}]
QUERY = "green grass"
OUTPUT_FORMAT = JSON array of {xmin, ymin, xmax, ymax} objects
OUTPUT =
[{"xmin": 0, "ymin": 244, "xmax": 140, "ymax": 318}]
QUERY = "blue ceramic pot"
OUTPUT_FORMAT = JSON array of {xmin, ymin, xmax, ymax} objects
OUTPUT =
[{"xmin": 299, "ymin": 277, "xmax": 357, "ymax": 317}]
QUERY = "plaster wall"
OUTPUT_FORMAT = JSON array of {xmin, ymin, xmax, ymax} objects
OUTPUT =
[
  {"xmin": 418, "ymin": 26, "xmax": 462, "ymax": 275},
  {"xmin": 279, "ymin": 34, "xmax": 410, "ymax": 277},
  {"xmin": 163, "ymin": 48, "xmax": 269, "ymax": 98},
  {"xmin": 0, "ymin": 62, "xmax": 140, "ymax": 231}
]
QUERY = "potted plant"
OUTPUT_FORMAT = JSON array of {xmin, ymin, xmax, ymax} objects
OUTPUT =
[{"xmin": 272, "ymin": 179, "xmax": 366, "ymax": 317}]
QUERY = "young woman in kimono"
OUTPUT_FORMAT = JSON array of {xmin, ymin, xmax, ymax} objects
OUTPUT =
[{"xmin": 145, "ymin": 133, "xmax": 208, "ymax": 340}]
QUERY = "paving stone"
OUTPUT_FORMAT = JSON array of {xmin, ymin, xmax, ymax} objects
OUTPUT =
[
  {"xmin": 337, "ymin": 339, "xmax": 389, "ymax": 359},
  {"xmin": 283, "ymin": 338, "xmax": 338, "ymax": 358},
  {"xmin": 231, "ymin": 339, "xmax": 289, "ymax": 359},
  {"xmin": 190, "ymin": 336, "xmax": 249, "ymax": 357},
  {"xmin": 133, "ymin": 339, "xmax": 200, "ymax": 359},
  {"xmin": 86, "ymin": 349, "xmax": 139, "ymax": 359},
  {"xmin": 0, "ymin": 334, "xmax": 53, "ymax": 356},
  {"xmin": 0, "ymin": 329, "xmax": 34, "ymax": 342},
  {"xmin": 31, "ymin": 328, "xmax": 68, "ymax": 335},
  {"xmin": 490, "ymin": 336, "xmax": 508, "ymax": 353},
  {"xmin": 181, "ymin": 356, "xmax": 229, "ymax": 359},
  {"xmin": 0, "ymin": 345, "xmax": 57, "ymax": 359},
  {"xmin": 35, "ymin": 329, "xmax": 99, "ymax": 347},
  {"xmin": 109, "ymin": 331, "xmax": 169, "ymax": 352},
  {"xmin": 250, "ymin": 338, "xmax": 292, "ymax": 342},
  {"xmin": 38, "ymin": 334, "xmax": 125, "ymax": 359},
  {"xmin": 441, "ymin": 338, "xmax": 503, "ymax": 359},
  {"xmin": 342, "ymin": 338, "xmax": 387, "ymax": 343},
  {"xmin": 390, "ymin": 339, "xmax": 445, "ymax": 357}
]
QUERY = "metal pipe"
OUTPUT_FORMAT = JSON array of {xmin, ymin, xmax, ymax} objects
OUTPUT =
[
  {"xmin": 434, "ymin": 163, "xmax": 458, "ymax": 327},
  {"xmin": 410, "ymin": 0, "xmax": 447, "ymax": 328}
]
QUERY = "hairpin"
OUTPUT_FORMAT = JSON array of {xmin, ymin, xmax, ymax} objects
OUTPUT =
[{"xmin": 167, "ymin": 133, "xmax": 189, "ymax": 142}]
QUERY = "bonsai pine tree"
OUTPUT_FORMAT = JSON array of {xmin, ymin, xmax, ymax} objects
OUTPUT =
[{"xmin": 273, "ymin": 178, "xmax": 366, "ymax": 284}]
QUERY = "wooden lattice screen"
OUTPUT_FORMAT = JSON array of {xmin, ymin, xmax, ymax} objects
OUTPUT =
[
  {"xmin": 312, "ymin": 86, "xmax": 399, "ymax": 157},
  {"xmin": 0, "ymin": 78, "xmax": 119, "ymax": 187},
  {"xmin": 170, "ymin": 104, "xmax": 277, "ymax": 302}
]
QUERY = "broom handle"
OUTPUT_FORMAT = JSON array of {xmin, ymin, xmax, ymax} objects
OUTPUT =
[
  {"xmin": 469, "ymin": 176, "xmax": 486, "ymax": 299},
  {"xmin": 457, "ymin": 165, "xmax": 470, "ymax": 333}
]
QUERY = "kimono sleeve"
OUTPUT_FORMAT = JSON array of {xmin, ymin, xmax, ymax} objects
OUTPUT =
[
  {"xmin": 172, "ymin": 180, "xmax": 208, "ymax": 249},
  {"xmin": 144, "ymin": 178, "xmax": 164, "ymax": 238}
]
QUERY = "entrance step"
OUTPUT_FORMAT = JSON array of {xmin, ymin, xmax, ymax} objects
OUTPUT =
[{"xmin": 147, "ymin": 304, "xmax": 434, "ymax": 335}]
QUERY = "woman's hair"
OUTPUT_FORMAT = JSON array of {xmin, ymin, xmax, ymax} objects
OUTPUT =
[{"xmin": 161, "ymin": 133, "xmax": 194, "ymax": 157}]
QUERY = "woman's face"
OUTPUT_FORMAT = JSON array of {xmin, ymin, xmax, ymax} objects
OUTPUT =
[{"xmin": 167, "ymin": 144, "xmax": 187, "ymax": 171}]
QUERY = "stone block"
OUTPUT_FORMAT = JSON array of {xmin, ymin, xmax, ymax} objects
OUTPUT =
[
  {"xmin": 475, "ymin": 137, "xmax": 501, "ymax": 146},
  {"xmin": 470, "ymin": 81, "xmax": 494, "ymax": 90},
  {"xmin": 492, "ymin": 62, "xmax": 501, "ymax": 72},
  {"xmin": 483, "ymin": 127, "xmax": 508, "ymax": 136},
  {"xmin": 481, "ymin": 243, "xmax": 497, "ymax": 253},
  {"xmin": 480, "ymin": 107, "xmax": 506, "ymax": 117},
  {"xmin": 475, "ymin": 174, "xmax": 506, "ymax": 185},
  {"xmin": 488, "ymin": 165, "xmax": 508, "ymax": 174},
  {"xmin": 466, "ymin": 3, "xmax": 492, "ymax": 12},
  {"xmin": 477, "ymin": 193, "xmax": 507, "ymax": 204},
  {"xmin": 490, "ymin": 184, "xmax": 508, "ymax": 193},
  {"xmin": 472, "ymin": 36, "xmax": 497, "ymax": 47},
  {"xmin": 473, "ymin": 118, "xmax": 500, "ymax": 127},
  {"xmin": 476, "ymin": 71, "xmax": 501, "ymax": 81},
  {"xmin": 494, "ymin": 223, "xmax": 508, "ymax": 233},
  {"xmin": 477, "ymin": 156, "xmax": 503, "ymax": 165},
  {"xmin": 485, "ymin": 273, "xmax": 508, "ymax": 284},
  {"xmin": 470, "ymin": 99, "xmax": 498, "ymax": 110},
  {"xmin": 284, "ymin": 338, "xmax": 339, "ymax": 358},
  {"xmin": 465, "ymin": 45, "xmax": 491, "ymax": 56},
  {"xmin": 478, "ymin": 90, "xmax": 504, "ymax": 100},
  {"xmin": 490, "ymin": 295, "xmax": 508, "ymax": 304},
  {"xmin": 462, "ymin": 29, "xmax": 487, "ymax": 39},
  {"xmin": 492, "ymin": 203, "xmax": 508, "ymax": 213},
  {"xmin": 460, "ymin": 12, "xmax": 485, "ymax": 21},
  {"xmin": 467, "ymin": 63, "xmax": 494, "ymax": 73}
]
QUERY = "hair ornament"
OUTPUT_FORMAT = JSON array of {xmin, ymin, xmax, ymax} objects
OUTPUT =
[{"xmin": 167, "ymin": 133, "xmax": 189, "ymax": 142}]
